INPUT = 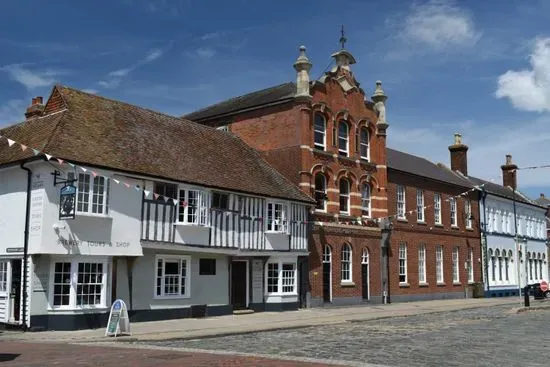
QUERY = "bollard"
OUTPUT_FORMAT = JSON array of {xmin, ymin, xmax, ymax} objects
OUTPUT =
[{"xmin": 524, "ymin": 285, "xmax": 530, "ymax": 307}]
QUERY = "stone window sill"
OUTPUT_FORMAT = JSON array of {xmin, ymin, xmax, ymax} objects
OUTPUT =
[
  {"xmin": 399, "ymin": 282, "xmax": 410, "ymax": 288},
  {"xmin": 453, "ymin": 282, "xmax": 462, "ymax": 286},
  {"xmin": 436, "ymin": 282, "xmax": 446, "ymax": 286},
  {"xmin": 341, "ymin": 281, "xmax": 356, "ymax": 287},
  {"xmin": 419, "ymin": 282, "xmax": 429, "ymax": 287},
  {"xmin": 417, "ymin": 221, "xmax": 427, "ymax": 225}
]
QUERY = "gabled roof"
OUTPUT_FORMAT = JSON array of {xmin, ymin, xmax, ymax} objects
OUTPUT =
[
  {"xmin": 464, "ymin": 176, "xmax": 544, "ymax": 208},
  {"xmin": 386, "ymin": 148, "xmax": 473, "ymax": 188},
  {"xmin": 183, "ymin": 82, "xmax": 296, "ymax": 121},
  {"xmin": 0, "ymin": 85, "xmax": 314, "ymax": 204}
]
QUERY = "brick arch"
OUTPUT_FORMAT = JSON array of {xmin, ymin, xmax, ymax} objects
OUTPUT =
[
  {"xmin": 312, "ymin": 102, "xmax": 333, "ymax": 117},
  {"xmin": 358, "ymin": 174, "xmax": 379, "ymax": 191},
  {"xmin": 310, "ymin": 164, "xmax": 334, "ymax": 177},
  {"xmin": 334, "ymin": 169, "xmax": 357, "ymax": 185},
  {"xmin": 357, "ymin": 118, "xmax": 376, "ymax": 134}
]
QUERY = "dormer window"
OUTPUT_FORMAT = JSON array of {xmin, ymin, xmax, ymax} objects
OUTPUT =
[
  {"xmin": 314, "ymin": 113, "xmax": 326, "ymax": 150},
  {"xmin": 338, "ymin": 121, "xmax": 349, "ymax": 157}
]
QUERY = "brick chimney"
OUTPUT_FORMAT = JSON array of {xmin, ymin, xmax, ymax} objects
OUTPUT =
[
  {"xmin": 448, "ymin": 133, "xmax": 468, "ymax": 176},
  {"xmin": 501, "ymin": 154, "xmax": 518, "ymax": 190},
  {"xmin": 25, "ymin": 96, "xmax": 45, "ymax": 119}
]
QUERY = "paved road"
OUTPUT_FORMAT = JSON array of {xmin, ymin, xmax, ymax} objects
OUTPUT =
[
  {"xmin": 0, "ymin": 341, "xmax": 333, "ymax": 367},
  {"xmin": 140, "ymin": 304, "xmax": 550, "ymax": 367}
]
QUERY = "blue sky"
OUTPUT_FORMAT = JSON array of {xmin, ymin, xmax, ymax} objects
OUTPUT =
[{"xmin": 1, "ymin": 0, "xmax": 549, "ymax": 199}]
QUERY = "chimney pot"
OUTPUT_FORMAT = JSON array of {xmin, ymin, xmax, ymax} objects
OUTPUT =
[
  {"xmin": 25, "ymin": 96, "xmax": 45, "ymax": 119},
  {"xmin": 506, "ymin": 154, "xmax": 512, "ymax": 165},
  {"xmin": 454, "ymin": 133, "xmax": 462, "ymax": 145},
  {"xmin": 541, "ymin": 193, "xmax": 545, "ymax": 198}
]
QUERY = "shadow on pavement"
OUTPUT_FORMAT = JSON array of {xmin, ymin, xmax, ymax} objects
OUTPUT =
[{"xmin": 0, "ymin": 353, "xmax": 20, "ymax": 362}]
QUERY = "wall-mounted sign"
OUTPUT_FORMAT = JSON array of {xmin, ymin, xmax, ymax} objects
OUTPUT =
[
  {"xmin": 59, "ymin": 185, "xmax": 76, "ymax": 220},
  {"xmin": 6, "ymin": 247, "xmax": 24, "ymax": 253}
]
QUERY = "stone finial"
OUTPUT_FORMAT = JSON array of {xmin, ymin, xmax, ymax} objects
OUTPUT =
[
  {"xmin": 371, "ymin": 81, "xmax": 387, "ymax": 103},
  {"xmin": 372, "ymin": 81, "xmax": 388, "ymax": 135},
  {"xmin": 454, "ymin": 133, "xmax": 462, "ymax": 145},
  {"xmin": 293, "ymin": 45, "xmax": 312, "ymax": 99}
]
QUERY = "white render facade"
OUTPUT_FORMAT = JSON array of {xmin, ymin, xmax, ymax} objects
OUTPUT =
[
  {"xmin": 480, "ymin": 192, "xmax": 548, "ymax": 297},
  {"xmin": 0, "ymin": 161, "xmax": 310, "ymax": 330}
]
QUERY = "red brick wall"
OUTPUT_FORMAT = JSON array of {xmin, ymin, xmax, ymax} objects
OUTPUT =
[
  {"xmin": 309, "ymin": 226, "xmax": 381, "ymax": 301},
  {"xmin": 387, "ymin": 170, "xmax": 482, "ymax": 298}
]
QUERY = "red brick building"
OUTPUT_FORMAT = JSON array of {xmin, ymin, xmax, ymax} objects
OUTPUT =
[
  {"xmin": 386, "ymin": 139, "xmax": 482, "ymax": 302},
  {"xmin": 185, "ymin": 45, "xmax": 389, "ymax": 306}
]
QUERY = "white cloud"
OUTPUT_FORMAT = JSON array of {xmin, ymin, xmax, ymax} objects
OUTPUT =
[
  {"xmin": 388, "ymin": 116, "xmax": 550, "ymax": 188},
  {"xmin": 200, "ymin": 32, "xmax": 224, "ymax": 41},
  {"xmin": 496, "ymin": 37, "xmax": 550, "ymax": 112},
  {"xmin": 98, "ymin": 48, "xmax": 165, "ymax": 89},
  {"xmin": 0, "ymin": 99, "xmax": 27, "ymax": 126},
  {"xmin": 388, "ymin": 0, "xmax": 480, "ymax": 58},
  {"xmin": 82, "ymin": 88, "xmax": 99, "ymax": 94},
  {"xmin": 183, "ymin": 47, "xmax": 216, "ymax": 60},
  {"xmin": 1, "ymin": 65, "xmax": 66, "ymax": 90}
]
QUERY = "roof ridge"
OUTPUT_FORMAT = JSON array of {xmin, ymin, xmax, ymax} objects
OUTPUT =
[
  {"xmin": 57, "ymin": 85, "xmax": 214, "ymax": 132},
  {"xmin": 182, "ymin": 81, "xmax": 295, "ymax": 119}
]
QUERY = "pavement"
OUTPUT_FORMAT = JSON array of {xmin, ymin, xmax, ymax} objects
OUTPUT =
[{"xmin": 0, "ymin": 297, "xmax": 537, "ymax": 343}]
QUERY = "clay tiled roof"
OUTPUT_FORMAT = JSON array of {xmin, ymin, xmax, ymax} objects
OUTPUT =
[
  {"xmin": 387, "ymin": 148, "xmax": 473, "ymax": 188},
  {"xmin": 0, "ymin": 85, "xmax": 314, "ymax": 204},
  {"xmin": 183, "ymin": 82, "xmax": 296, "ymax": 121}
]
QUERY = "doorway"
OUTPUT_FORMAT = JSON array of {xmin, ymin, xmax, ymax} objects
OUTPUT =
[
  {"xmin": 231, "ymin": 260, "xmax": 248, "ymax": 310},
  {"xmin": 322, "ymin": 245, "xmax": 332, "ymax": 303},
  {"xmin": 362, "ymin": 248, "xmax": 370, "ymax": 300}
]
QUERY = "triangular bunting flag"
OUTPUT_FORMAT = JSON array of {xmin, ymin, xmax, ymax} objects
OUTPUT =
[
  {"xmin": 20, "ymin": 144, "xmax": 27, "ymax": 151},
  {"xmin": 57, "ymin": 158, "xmax": 64, "ymax": 165},
  {"xmin": 172, "ymin": 198, "xmax": 178, "ymax": 206},
  {"xmin": 181, "ymin": 201, "xmax": 188, "ymax": 208},
  {"xmin": 163, "ymin": 196, "xmax": 169, "ymax": 203},
  {"xmin": 143, "ymin": 190, "xmax": 150, "ymax": 197},
  {"xmin": 80, "ymin": 167, "xmax": 87, "ymax": 172},
  {"xmin": 7, "ymin": 139, "xmax": 15, "ymax": 147},
  {"xmin": 124, "ymin": 182, "xmax": 131, "ymax": 188},
  {"xmin": 45, "ymin": 154, "xmax": 52, "ymax": 161},
  {"xmin": 68, "ymin": 162, "xmax": 75, "ymax": 168},
  {"xmin": 134, "ymin": 185, "xmax": 140, "ymax": 191},
  {"xmin": 153, "ymin": 193, "xmax": 159, "ymax": 200},
  {"xmin": 91, "ymin": 171, "xmax": 97, "ymax": 177},
  {"xmin": 32, "ymin": 149, "xmax": 40, "ymax": 156},
  {"xmin": 113, "ymin": 179, "xmax": 120, "ymax": 184}
]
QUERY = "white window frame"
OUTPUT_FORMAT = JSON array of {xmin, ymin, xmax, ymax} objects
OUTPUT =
[
  {"xmin": 266, "ymin": 201, "xmax": 288, "ymax": 233},
  {"xmin": 70, "ymin": 172, "xmax": 109, "ymax": 216},
  {"xmin": 361, "ymin": 183, "xmax": 371, "ymax": 218},
  {"xmin": 341, "ymin": 244, "xmax": 353, "ymax": 283},
  {"xmin": 359, "ymin": 127, "xmax": 369, "ymax": 161},
  {"xmin": 265, "ymin": 259, "xmax": 297, "ymax": 295},
  {"xmin": 339, "ymin": 178, "xmax": 350, "ymax": 215},
  {"xmin": 465, "ymin": 200, "xmax": 472, "ymax": 229},
  {"xmin": 48, "ymin": 257, "xmax": 108, "ymax": 310},
  {"xmin": 314, "ymin": 173, "xmax": 327, "ymax": 212},
  {"xmin": 450, "ymin": 198, "xmax": 457, "ymax": 227},
  {"xmin": 154, "ymin": 255, "xmax": 191, "ymax": 299},
  {"xmin": 177, "ymin": 187, "xmax": 208, "ymax": 225},
  {"xmin": 468, "ymin": 247, "xmax": 474, "ymax": 283},
  {"xmin": 314, "ymin": 113, "xmax": 326, "ymax": 151},
  {"xmin": 399, "ymin": 243, "xmax": 407, "ymax": 284},
  {"xmin": 0, "ymin": 261, "xmax": 8, "ymax": 293},
  {"xmin": 416, "ymin": 189, "xmax": 424, "ymax": 222},
  {"xmin": 436, "ymin": 246, "xmax": 444, "ymax": 283},
  {"xmin": 338, "ymin": 120, "xmax": 349, "ymax": 156},
  {"xmin": 452, "ymin": 246, "xmax": 460, "ymax": 283},
  {"xmin": 418, "ymin": 244, "xmax": 426, "ymax": 284},
  {"xmin": 397, "ymin": 185, "xmax": 406, "ymax": 219},
  {"xmin": 434, "ymin": 193, "xmax": 442, "ymax": 225}
]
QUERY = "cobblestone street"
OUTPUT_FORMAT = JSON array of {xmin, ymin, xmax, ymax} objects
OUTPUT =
[{"xmin": 140, "ymin": 304, "xmax": 550, "ymax": 367}]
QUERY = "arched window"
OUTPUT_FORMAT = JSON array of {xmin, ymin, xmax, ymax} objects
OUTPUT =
[
  {"xmin": 314, "ymin": 113, "xmax": 326, "ymax": 151},
  {"xmin": 527, "ymin": 252, "xmax": 533, "ymax": 280},
  {"xmin": 339, "ymin": 178, "xmax": 350, "ymax": 214},
  {"xmin": 360, "ymin": 127, "xmax": 369, "ymax": 160},
  {"xmin": 496, "ymin": 249, "xmax": 502, "ymax": 281},
  {"xmin": 489, "ymin": 249, "xmax": 495, "ymax": 282},
  {"xmin": 323, "ymin": 244, "xmax": 332, "ymax": 263},
  {"xmin": 314, "ymin": 173, "xmax": 327, "ymax": 211},
  {"xmin": 338, "ymin": 121, "xmax": 349, "ymax": 156},
  {"xmin": 341, "ymin": 243, "xmax": 352, "ymax": 282},
  {"xmin": 504, "ymin": 251, "xmax": 509, "ymax": 281},
  {"xmin": 361, "ymin": 183, "xmax": 371, "ymax": 218},
  {"xmin": 361, "ymin": 248, "xmax": 369, "ymax": 264}
]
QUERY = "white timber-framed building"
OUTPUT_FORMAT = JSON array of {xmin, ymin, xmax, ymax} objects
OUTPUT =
[{"xmin": 0, "ymin": 86, "xmax": 313, "ymax": 330}]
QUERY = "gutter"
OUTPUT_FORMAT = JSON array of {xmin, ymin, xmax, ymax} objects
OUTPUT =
[
  {"xmin": 20, "ymin": 161, "xmax": 32, "ymax": 330},
  {"xmin": 480, "ymin": 188, "xmax": 490, "ymax": 295}
]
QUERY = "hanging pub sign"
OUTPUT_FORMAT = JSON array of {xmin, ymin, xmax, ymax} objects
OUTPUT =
[{"xmin": 59, "ymin": 184, "xmax": 76, "ymax": 220}]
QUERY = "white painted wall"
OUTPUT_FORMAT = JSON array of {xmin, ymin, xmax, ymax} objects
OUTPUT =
[
  {"xmin": 0, "ymin": 166, "xmax": 27, "ymax": 255},
  {"xmin": 32, "ymin": 164, "xmax": 142, "ymax": 256}
]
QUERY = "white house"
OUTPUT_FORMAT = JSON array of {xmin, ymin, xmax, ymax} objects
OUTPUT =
[
  {"xmin": 0, "ymin": 86, "xmax": 314, "ymax": 330},
  {"xmin": 469, "ymin": 156, "xmax": 548, "ymax": 297}
]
